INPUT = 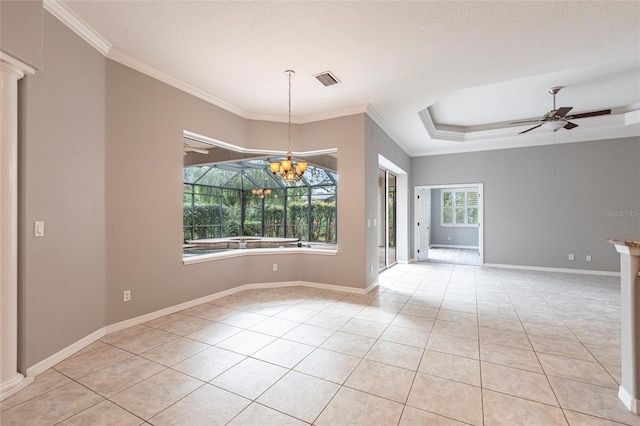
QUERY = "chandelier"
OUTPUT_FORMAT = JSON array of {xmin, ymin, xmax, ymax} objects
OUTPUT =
[
  {"xmin": 269, "ymin": 70, "xmax": 307, "ymax": 182},
  {"xmin": 251, "ymin": 188, "xmax": 271, "ymax": 199}
]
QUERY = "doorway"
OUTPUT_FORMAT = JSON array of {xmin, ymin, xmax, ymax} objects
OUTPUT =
[
  {"xmin": 415, "ymin": 184, "xmax": 484, "ymax": 266},
  {"xmin": 379, "ymin": 168, "xmax": 397, "ymax": 271}
]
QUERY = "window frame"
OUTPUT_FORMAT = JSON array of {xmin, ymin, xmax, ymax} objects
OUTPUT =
[{"xmin": 441, "ymin": 189, "xmax": 479, "ymax": 228}]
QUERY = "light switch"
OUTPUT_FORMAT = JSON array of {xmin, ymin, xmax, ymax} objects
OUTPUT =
[
  {"xmin": 34, "ymin": 221, "xmax": 45, "ymax": 237},
  {"xmin": 373, "ymin": 219, "xmax": 377, "ymax": 227},
  {"xmin": 367, "ymin": 219, "xmax": 371, "ymax": 227}
]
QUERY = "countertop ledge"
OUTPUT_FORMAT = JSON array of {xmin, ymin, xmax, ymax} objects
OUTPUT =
[{"xmin": 607, "ymin": 239, "xmax": 640, "ymax": 248}]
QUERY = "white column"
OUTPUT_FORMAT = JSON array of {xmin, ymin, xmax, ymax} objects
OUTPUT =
[
  {"xmin": 612, "ymin": 242, "xmax": 640, "ymax": 414},
  {"xmin": 0, "ymin": 59, "xmax": 25, "ymax": 399}
]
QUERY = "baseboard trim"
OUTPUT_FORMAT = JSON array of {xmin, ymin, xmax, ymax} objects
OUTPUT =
[
  {"xmin": 26, "ymin": 328, "xmax": 106, "ymax": 378},
  {"xmin": 618, "ymin": 386, "xmax": 639, "ymax": 414},
  {"xmin": 484, "ymin": 263, "xmax": 620, "ymax": 277},
  {"xmin": 0, "ymin": 373, "xmax": 28, "ymax": 401},
  {"xmin": 430, "ymin": 244, "xmax": 479, "ymax": 250},
  {"xmin": 20, "ymin": 280, "xmax": 373, "ymax": 389},
  {"xmin": 364, "ymin": 281, "xmax": 379, "ymax": 293}
]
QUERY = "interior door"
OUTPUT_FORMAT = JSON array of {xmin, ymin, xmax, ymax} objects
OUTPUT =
[{"xmin": 418, "ymin": 188, "xmax": 430, "ymax": 261}]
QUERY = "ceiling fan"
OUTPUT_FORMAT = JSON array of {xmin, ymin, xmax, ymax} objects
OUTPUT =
[
  {"xmin": 183, "ymin": 143, "xmax": 209, "ymax": 156},
  {"xmin": 511, "ymin": 86, "xmax": 612, "ymax": 134}
]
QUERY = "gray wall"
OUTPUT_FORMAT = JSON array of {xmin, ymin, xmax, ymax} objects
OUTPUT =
[
  {"xmin": 19, "ymin": 11, "xmax": 106, "ymax": 369},
  {"xmin": 365, "ymin": 116, "xmax": 411, "ymax": 279},
  {"xmin": 14, "ymin": 11, "xmax": 384, "ymax": 371},
  {"xmin": 430, "ymin": 188, "xmax": 479, "ymax": 247},
  {"xmin": 0, "ymin": 0, "xmax": 43, "ymax": 69},
  {"xmin": 411, "ymin": 138, "xmax": 640, "ymax": 272},
  {"xmin": 105, "ymin": 58, "xmax": 369, "ymax": 325}
]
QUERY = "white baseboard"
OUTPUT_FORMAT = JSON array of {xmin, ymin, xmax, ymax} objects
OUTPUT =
[
  {"xmin": 0, "ymin": 373, "xmax": 28, "ymax": 401},
  {"xmin": 430, "ymin": 244, "xmax": 479, "ymax": 249},
  {"xmin": 19, "ymin": 279, "xmax": 373, "ymax": 389},
  {"xmin": 364, "ymin": 281, "xmax": 379, "ymax": 293},
  {"xmin": 484, "ymin": 263, "xmax": 620, "ymax": 277},
  {"xmin": 104, "ymin": 285, "xmax": 247, "ymax": 334},
  {"xmin": 619, "ymin": 386, "xmax": 639, "ymax": 414},
  {"xmin": 106, "ymin": 280, "xmax": 372, "ymax": 335},
  {"xmin": 26, "ymin": 328, "xmax": 106, "ymax": 378}
]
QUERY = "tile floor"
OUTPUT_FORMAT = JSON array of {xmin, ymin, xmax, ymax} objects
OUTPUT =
[
  {"xmin": 424, "ymin": 248, "xmax": 481, "ymax": 266},
  {"xmin": 2, "ymin": 263, "xmax": 639, "ymax": 425}
]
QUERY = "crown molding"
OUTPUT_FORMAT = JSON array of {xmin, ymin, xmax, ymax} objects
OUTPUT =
[
  {"xmin": 107, "ymin": 48, "xmax": 248, "ymax": 119},
  {"xmin": 247, "ymin": 105, "xmax": 369, "ymax": 125},
  {"xmin": 298, "ymin": 105, "xmax": 369, "ymax": 124},
  {"xmin": 43, "ymin": 0, "xmax": 250, "ymax": 119},
  {"xmin": 42, "ymin": 0, "xmax": 638, "ymax": 159},
  {"xmin": 43, "ymin": 0, "xmax": 111, "ymax": 56},
  {"xmin": 415, "ymin": 104, "xmax": 640, "ymax": 156},
  {"xmin": 365, "ymin": 105, "xmax": 413, "ymax": 155},
  {"xmin": 44, "ymin": 1, "xmax": 370, "ymax": 129},
  {"xmin": 419, "ymin": 108, "xmax": 465, "ymax": 143},
  {"xmin": 413, "ymin": 119, "xmax": 640, "ymax": 157},
  {"xmin": 248, "ymin": 104, "xmax": 413, "ymax": 158}
]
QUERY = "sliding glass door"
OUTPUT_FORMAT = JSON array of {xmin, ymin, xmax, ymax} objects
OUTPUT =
[{"xmin": 378, "ymin": 168, "xmax": 397, "ymax": 271}]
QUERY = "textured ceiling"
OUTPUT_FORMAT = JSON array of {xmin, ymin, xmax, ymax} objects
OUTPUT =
[{"xmin": 61, "ymin": 0, "xmax": 640, "ymax": 155}]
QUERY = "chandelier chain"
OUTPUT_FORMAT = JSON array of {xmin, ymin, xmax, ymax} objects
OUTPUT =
[
  {"xmin": 288, "ymin": 71, "xmax": 292, "ymax": 152},
  {"xmin": 269, "ymin": 69, "xmax": 307, "ymax": 182}
]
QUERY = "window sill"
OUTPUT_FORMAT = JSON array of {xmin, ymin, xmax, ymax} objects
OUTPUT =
[{"xmin": 183, "ymin": 247, "xmax": 338, "ymax": 266}]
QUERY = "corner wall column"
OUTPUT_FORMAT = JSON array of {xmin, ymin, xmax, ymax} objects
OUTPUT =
[
  {"xmin": 610, "ymin": 240, "xmax": 640, "ymax": 414},
  {"xmin": 0, "ymin": 59, "xmax": 27, "ymax": 399}
]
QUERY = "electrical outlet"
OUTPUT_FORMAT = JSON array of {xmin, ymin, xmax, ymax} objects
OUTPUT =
[
  {"xmin": 272, "ymin": 263, "xmax": 278, "ymax": 272},
  {"xmin": 568, "ymin": 254, "xmax": 575, "ymax": 261},
  {"xmin": 123, "ymin": 290, "xmax": 131, "ymax": 302},
  {"xmin": 370, "ymin": 265, "xmax": 374, "ymax": 273},
  {"xmin": 586, "ymin": 255, "xmax": 592, "ymax": 262}
]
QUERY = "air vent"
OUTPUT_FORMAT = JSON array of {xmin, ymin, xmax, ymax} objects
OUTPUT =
[{"xmin": 314, "ymin": 71, "xmax": 340, "ymax": 87}]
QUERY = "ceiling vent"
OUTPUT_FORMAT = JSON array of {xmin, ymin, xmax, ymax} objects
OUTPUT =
[{"xmin": 314, "ymin": 71, "xmax": 341, "ymax": 87}]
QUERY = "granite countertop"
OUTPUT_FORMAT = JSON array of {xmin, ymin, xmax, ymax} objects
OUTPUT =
[{"xmin": 607, "ymin": 239, "xmax": 640, "ymax": 248}]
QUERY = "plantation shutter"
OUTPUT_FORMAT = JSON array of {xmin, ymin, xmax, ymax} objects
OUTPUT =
[
  {"xmin": 467, "ymin": 191, "xmax": 478, "ymax": 224},
  {"xmin": 441, "ymin": 189, "xmax": 479, "ymax": 226},
  {"xmin": 442, "ymin": 191, "xmax": 453, "ymax": 225},
  {"xmin": 454, "ymin": 191, "xmax": 466, "ymax": 224}
]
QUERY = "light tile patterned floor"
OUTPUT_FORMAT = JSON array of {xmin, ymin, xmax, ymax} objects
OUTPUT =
[{"xmin": 2, "ymin": 263, "xmax": 639, "ymax": 425}]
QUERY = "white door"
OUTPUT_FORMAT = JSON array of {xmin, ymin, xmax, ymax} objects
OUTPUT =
[{"xmin": 418, "ymin": 188, "xmax": 430, "ymax": 261}]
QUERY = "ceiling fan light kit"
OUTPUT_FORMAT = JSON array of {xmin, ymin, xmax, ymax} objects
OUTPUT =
[
  {"xmin": 542, "ymin": 120, "xmax": 568, "ymax": 132},
  {"xmin": 511, "ymin": 86, "xmax": 612, "ymax": 135}
]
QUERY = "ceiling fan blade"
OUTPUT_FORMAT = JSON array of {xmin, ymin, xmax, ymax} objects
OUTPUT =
[
  {"xmin": 555, "ymin": 107, "xmax": 573, "ymax": 118},
  {"xmin": 519, "ymin": 124, "xmax": 542, "ymax": 134},
  {"xmin": 565, "ymin": 109, "xmax": 611, "ymax": 120},
  {"xmin": 564, "ymin": 121, "xmax": 578, "ymax": 130},
  {"xmin": 510, "ymin": 119, "xmax": 541, "ymax": 125}
]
